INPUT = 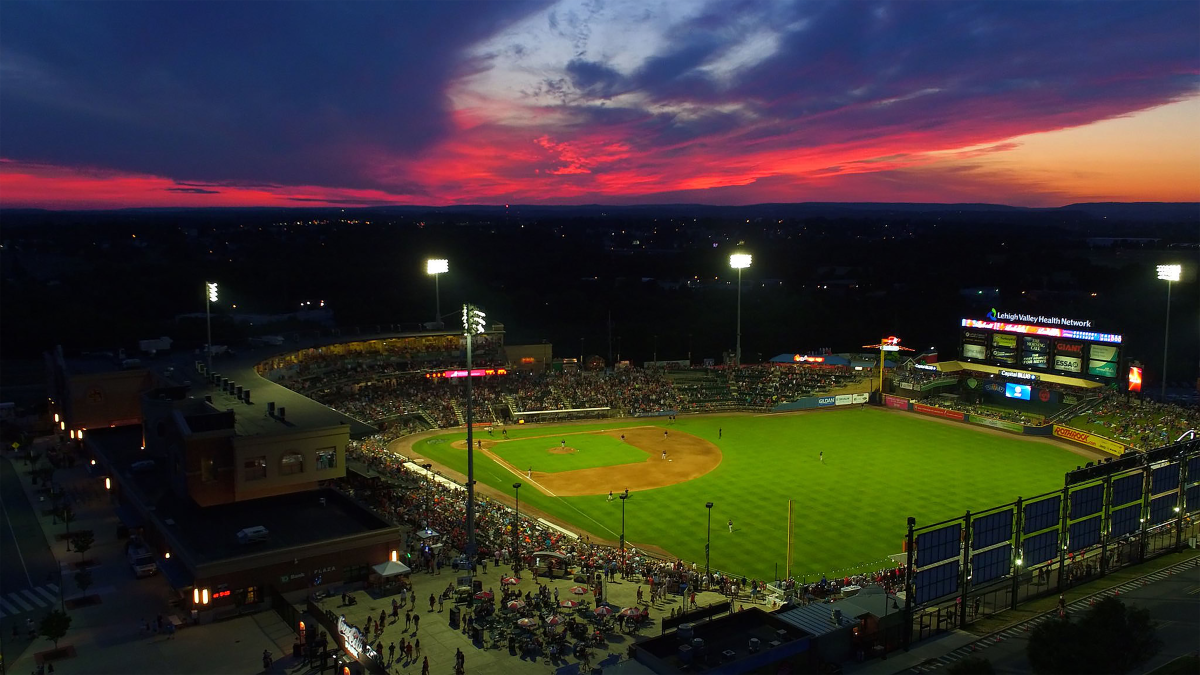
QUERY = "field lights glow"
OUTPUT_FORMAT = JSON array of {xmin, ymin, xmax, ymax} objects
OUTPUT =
[
  {"xmin": 729, "ymin": 253, "xmax": 752, "ymax": 269},
  {"xmin": 1156, "ymin": 264, "xmax": 1181, "ymax": 281},
  {"xmin": 206, "ymin": 281, "xmax": 218, "ymax": 303},
  {"xmin": 426, "ymin": 259, "xmax": 448, "ymax": 275}
]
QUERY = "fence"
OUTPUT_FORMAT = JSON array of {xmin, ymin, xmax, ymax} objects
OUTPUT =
[{"xmin": 901, "ymin": 436, "xmax": 1200, "ymax": 648}]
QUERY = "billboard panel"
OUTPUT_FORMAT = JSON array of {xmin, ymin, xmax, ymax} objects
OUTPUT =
[
  {"xmin": 1088, "ymin": 345, "xmax": 1119, "ymax": 378},
  {"xmin": 991, "ymin": 334, "xmax": 1017, "ymax": 365},
  {"xmin": 962, "ymin": 343, "xmax": 986, "ymax": 360},
  {"xmin": 1054, "ymin": 355, "xmax": 1082, "ymax": 373},
  {"xmin": 1021, "ymin": 336, "xmax": 1050, "ymax": 368}
]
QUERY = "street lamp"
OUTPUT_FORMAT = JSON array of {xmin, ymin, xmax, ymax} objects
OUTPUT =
[
  {"xmin": 205, "ymin": 281, "xmax": 218, "ymax": 372},
  {"xmin": 705, "ymin": 502, "xmax": 714, "ymax": 585},
  {"xmin": 512, "ymin": 482, "xmax": 522, "ymax": 573},
  {"xmin": 462, "ymin": 303, "xmax": 486, "ymax": 601},
  {"xmin": 729, "ymin": 253, "xmax": 752, "ymax": 367},
  {"xmin": 426, "ymin": 259, "xmax": 448, "ymax": 325},
  {"xmin": 1157, "ymin": 264, "xmax": 1181, "ymax": 401}
]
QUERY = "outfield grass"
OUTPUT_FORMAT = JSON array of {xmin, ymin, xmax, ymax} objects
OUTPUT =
[
  {"xmin": 411, "ymin": 410, "xmax": 1085, "ymax": 583},
  {"xmin": 489, "ymin": 432, "xmax": 649, "ymax": 474}
]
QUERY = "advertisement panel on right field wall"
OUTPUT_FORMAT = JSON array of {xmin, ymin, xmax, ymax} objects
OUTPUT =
[
  {"xmin": 969, "ymin": 416, "xmax": 1024, "ymax": 433},
  {"xmin": 1052, "ymin": 425, "xmax": 1125, "ymax": 455}
]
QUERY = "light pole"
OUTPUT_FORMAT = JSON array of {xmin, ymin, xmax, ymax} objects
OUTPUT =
[
  {"xmin": 205, "ymin": 282, "xmax": 218, "ymax": 372},
  {"xmin": 729, "ymin": 253, "xmax": 752, "ymax": 367},
  {"xmin": 619, "ymin": 493, "xmax": 627, "ymax": 565},
  {"xmin": 512, "ymin": 482, "xmax": 521, "ymax": 573},
  {"xmin": 426, "ymin": 259, "xmax": 448, "ymax": 325},
  {"xmin": 1157, "ymin": 264, "xmax": 1181, "ymax": 401},
  {"xmin": 705, "ymin": 502, "xmax": 714, "ymax": 585},
  {"xmin": 462, "ymin": 303, "xmax": 486, "ymax": 602}
]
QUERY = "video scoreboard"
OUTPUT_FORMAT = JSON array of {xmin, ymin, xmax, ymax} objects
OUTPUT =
[{"xmin": 960, "ymin": 317, "xmax": 1122, "ymax": 380}]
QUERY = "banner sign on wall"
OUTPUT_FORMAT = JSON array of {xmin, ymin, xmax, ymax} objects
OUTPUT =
[
  {"xmin": 913, "ymin": 403, "xmax": 966, "ymax": 421},
  {"xmin": 884, "ymin": 395, "xmax": 910, "ymax": 410},
  {"xmin": 851, "ymin": 393, "xmax": 870, "ymax": 404},
  {"xmin": 970, "ymin": 416, "xmax": 1024, "ymax": 433},
  {"xmin": 1088, "ymin": 345, "xmax": 1119, "ymax": 378},
  {"xmin": 817, "ymin": 396, "xmax": 837, "ymax": 407},
  {"xmin": 1054, "ymin": 355, "xmax": 1082, "ymax": 373},
  {"xmin": 835, "ymin": 394, "xmax": 853, "ymax": 406},
  {"xmin": 1052, "ymin": 425, "xmax": 1125, "ymax": 456}
]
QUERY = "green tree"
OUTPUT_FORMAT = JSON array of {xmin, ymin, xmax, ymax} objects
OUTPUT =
[
  {"xmin": 947, "ymin": 656, "xmax": 995, "ymax": 674},
  {"xmin": 1027, "ymin": 597, "xmax": 1160, "ymax": 674},
  {"xmin": 39, "ymin": 609, "xmax": 72, "ymax": 649},
  {"xmin": 74, "ymin": 568, "xmax": 93, "ymax": 594},
  {"xmin": 69, "ymin": 530, "xmax": 94, "ymax": 565}
]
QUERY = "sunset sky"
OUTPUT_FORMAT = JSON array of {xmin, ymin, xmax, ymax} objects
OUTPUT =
[{"xmin": 1, "ymin": 0, "xmax": 1197, "ymax": 209}]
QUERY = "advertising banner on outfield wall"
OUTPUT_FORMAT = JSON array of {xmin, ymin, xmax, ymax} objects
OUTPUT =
[
  {"xmin": 968, "ymin": 415, "xmax": 1024, "ymax": 433},
  {"xmin": 1052, "ymin": 425, "xmax": 1125, "ymax": 455},
  {"xmin": 835, "ymin": 394, "xmax": 853, "ymax": 406},
  {"xmin": 852, "ymin": 393, "xmax": 869, "ymax": 404},
  {"xmin": 884, "ymin": 395, "xmax": 910, "ymax": 410},
  {"xmin": 817, "ymin": 396, "xmax": 837, "ymax": 407},
  {"xmin": 913, "ymin": 403, "xmax": 966, "ymax": 421}
]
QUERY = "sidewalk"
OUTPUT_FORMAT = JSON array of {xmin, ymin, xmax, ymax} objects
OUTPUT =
[{"xmin": 3, "ymin": 436, "xmax": 298, "ymax": 675}]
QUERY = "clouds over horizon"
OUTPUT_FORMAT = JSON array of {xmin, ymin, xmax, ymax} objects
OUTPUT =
[{"xmin": 1, "ymin": 0, "xmax": 1197, "ymax": 208}]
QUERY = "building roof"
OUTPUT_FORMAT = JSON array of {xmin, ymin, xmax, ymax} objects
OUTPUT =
[{"xmin": 775, "ymin": 603, "xmax": 862, "ymax": 637}]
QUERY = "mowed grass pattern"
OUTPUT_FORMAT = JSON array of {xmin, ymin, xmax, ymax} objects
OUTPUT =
[
  {"xmin": 411, "ymin": 410, "xmax": 1083, "ymax": 582},
  {"xmin": 489, "ymin": 432, "xmax": 651, "ymax": 474}
]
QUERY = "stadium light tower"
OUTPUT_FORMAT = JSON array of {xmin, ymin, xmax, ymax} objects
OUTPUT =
[
  {"xmin": 205, "ymin": 281, "xmax": 218, "ymax": 372},
  {"xmin": 512, "ymin": 482, "xmax": 522, "ymax": 574},
  {"xmin": 426, "ymin": 259, "xmax": 449, "ymax": 325},
  {"xmin": 705, "ymin": 501, "xmax": 714, "ymax": 583},
  {"xmin": 1157, "ymin": 264, "xmax": 1181, "ymax": 401},
  {"xmin": 462, "ymin": 303, "xmax": 487, "ymax": 600},
  {"xmin": 729, "ymin": 253, "xmax": 752, "ymax": 367},
  {"xmin": 619, "ymin": 492, "xmax": 628, "ymax": 565}
]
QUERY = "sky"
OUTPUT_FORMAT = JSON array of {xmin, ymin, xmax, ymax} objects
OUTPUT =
[{"xmin": 1, "ymin": 0, "xmax": 1198, "ymax": 209}]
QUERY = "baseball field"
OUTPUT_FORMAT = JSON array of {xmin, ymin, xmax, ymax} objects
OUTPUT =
[{"xmin": 402, "ymin": 408, "xmax": 1094, "ymax": 582}]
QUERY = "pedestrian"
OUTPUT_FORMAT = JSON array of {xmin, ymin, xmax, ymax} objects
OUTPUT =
[
  {"xmin": 414, "ymin": 637, "xmax": 421, "ymax": 657},
  {"xmin": 379, "ymin": 609, "xmax": 386, "ymax": 627},
  {"xmin": 166, "ymin": 622, "xmax": 176, "ymax": 639},
  {"xmin": 391, "ymin": 598, "xmax": 399, "ymax": 621},
  {"xmin": 728, "ymin": 518, "xmax": 733, "ymax": 533},
  {"xmin": 388, "ymin": 642, "xmax": 396, "ymax": 664},
  {"xmin": 261, "ymin": 649, "xmax": 273, "ymax": 672},
  {"xmin": 405, "ymin": 609, "xmax": 412, "ymax": 629},
  {"xmin": 429, "ymin": 592, "xmax": 436, "ymax": 612},
  {"xmin": 608, "ymin": 490, "xmax": 613, "ymax": 502},
  {"xmin": 819, "ymin": 451, "xmax": 823, "ymax": 463},
  {"xmin": 421, "ymin": 656, "xmax": 430, "ymax": 675},
  {"xmin": 413, "ymin": 613, "xmax": 420, "ymax": 633},
  {"xmin": 477, "ymin": 439, "xmax": 482, "ymax": 450},
  {"xmin": 376, "ymin": 640, "xmax": 384, "ymax": 659},
  {"xmin": 406, "ymin": 640, "xmax": 414, "ymax": 661},
  {"xmin": 438, "ymin": 594, "xmax": 445, "ymax": 612}
]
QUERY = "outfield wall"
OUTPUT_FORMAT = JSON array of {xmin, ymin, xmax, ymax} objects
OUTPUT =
[
  {"xmin": 771, "ymin": 392, "xmax": 870, "ymax": 412},
  {"xmin": 880, "ymin": 394, "xmax": 1126, "ymax": 452}
]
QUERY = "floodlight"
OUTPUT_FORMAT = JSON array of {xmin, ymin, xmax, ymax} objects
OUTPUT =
[
  {"xmin": 462, "ymin": 304, "xmax": 487, "ymax": 335},
  {"xmin": 427, "ymin": 259, "xmax": 449, "ymax": 275},
  {"xmin": 206, "ymin": 282, "xmax": 218, "ymax": 303},
  {"xmin": 729, "ymin": 253, "xmax": 752, "ymax": 269},
  {"xmin": 1156, "ymin": 264, "xmax": 1181, "ymax": 282}
]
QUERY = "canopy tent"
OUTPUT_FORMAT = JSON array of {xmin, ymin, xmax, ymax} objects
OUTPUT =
[
  {"xmin": 372, "ymin": 560, "xmax": 412, "ymax": 577},
  {"xmin": 532, "ymin": 550, "xmax": 567, "ymax": 560}
]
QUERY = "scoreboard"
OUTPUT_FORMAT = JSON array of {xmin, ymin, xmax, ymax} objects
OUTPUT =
[{"xmin": 960, "ymin": 318, "xmax": 1122, "ymax": 380}]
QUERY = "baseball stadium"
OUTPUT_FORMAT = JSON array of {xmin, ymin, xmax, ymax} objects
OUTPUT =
[{"xmin": 256, "ymin": 309, "xmax": 1200, "ymax": 612}]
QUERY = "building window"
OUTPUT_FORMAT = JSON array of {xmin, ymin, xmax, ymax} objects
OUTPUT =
[
  {"xmin": 243, "ymin": 456, "xmax": 267, "ymax": 481},
  {"xmin": 280, "ymin": 452, "xmax": 304, "ymax": 476},
  {"xmin": 316, "ymin": 448, "xmax": 337, "ymax": 470},
  {"xmin": 202, "ymin": 456, "xmax": 217, "ymax": 483},
  {"xmin": 342, "ymin": 565, "xmax": 369, "ymax": 583}
]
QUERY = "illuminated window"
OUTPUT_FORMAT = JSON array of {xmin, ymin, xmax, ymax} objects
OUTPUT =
[
  {"xmin": 202, "ymin": 456, "xmax": 217, "ymax": 483},
  {"xmin": 244, "ymin": 456, "xmax": 267, "ymax": 481},
  {"xmin": 316, "ymin": 448, "xmax": 337, "ymax": 470},
  {"xmin": 280, "ymin": 452, "xmax": 304, "ymax": 476}
]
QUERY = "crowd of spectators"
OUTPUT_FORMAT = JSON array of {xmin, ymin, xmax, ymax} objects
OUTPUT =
[{"xmin": 1072, "ymin": 392, "xmax": 1200, "ymax": 450}]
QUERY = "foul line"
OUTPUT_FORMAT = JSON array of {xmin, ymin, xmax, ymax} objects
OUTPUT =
[
  {"xmin": 1, "ymin": 486, "xmax": 33, "ymax": 588},
  {"xmin": 480, "ymin": 447, "xmax": 619, "ymax": 540}
]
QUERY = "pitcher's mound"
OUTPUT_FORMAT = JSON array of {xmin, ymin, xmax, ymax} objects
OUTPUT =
[{"xmin": 549, "ymin": 447, "xmax": 577, "ymax": 455}]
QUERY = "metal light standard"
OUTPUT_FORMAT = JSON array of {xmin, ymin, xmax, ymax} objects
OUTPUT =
[
  {"xmin": 705, "ymin": 502, "xmax": 714, "ymax": 586},
  {"xmin": 1157, "ymin": 264, "xmax": 1181, "ymax": 401},
  {"xmin": 426, "ymin": 259, "xmax": 448, "ymax": 325},
  {"xmin": 512, "ymin": 482, "xmax": 522, "ymax": 573},
  {"xmin": 204, "ymin": 282, "xmax": 218, "ymax": 373},
  {"xmin": 462, "ymin": 304, "xmax": 486, "ymax": 602},
  {"xmin": 619, "ymin": 493, "xmax": 628, "ymax": 568},
  {"xmin": 729, "ymin": 253, "xmax": 752, "ymax": 367}
]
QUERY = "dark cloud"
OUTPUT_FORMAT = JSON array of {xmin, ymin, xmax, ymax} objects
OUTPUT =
[
  {"xmin": 0, "ymin": 0, "xmax": 551, "ymax": 189},
  {"xmin": 165, "ymin": 187, "xmax": 220, "ymax": 194}
]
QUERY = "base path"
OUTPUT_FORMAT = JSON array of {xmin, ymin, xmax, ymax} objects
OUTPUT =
[{"xmin": 476, "ymin": 427, "xmax": 722, "ymax": 497}]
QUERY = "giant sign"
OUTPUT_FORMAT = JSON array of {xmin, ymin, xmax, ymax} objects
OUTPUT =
[{"xmin": 1052, "ymin": 425, "xmax": 1125, "ymax": 456}]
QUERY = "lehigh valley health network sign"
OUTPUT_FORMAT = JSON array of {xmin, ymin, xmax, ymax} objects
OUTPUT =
[{"xmin": 987, "ymin": 308, "xmax": 1092, "ymax": 328}]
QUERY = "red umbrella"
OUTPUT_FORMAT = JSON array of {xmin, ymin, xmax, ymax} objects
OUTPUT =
[
  {"xmin": 569, "ymin": 586, "xmax": 588, "ymax": 595},
  {"xmin": 501, "ymin": 577, "xmax": 520, "ymax": 586},
  {"xmin": 618, "ymin": 607, "xmax": 642, "ymax": 618},
  {"xmin": 593, "ymin": 605, "xmax": 613, "ymax": 616},
  {"xmin": 546, "ymin": 615, "xmax": 564, "ymax": 626},
  {"xmin": 558, "ymin": 599, "xmax": 580, "ymax": 608},
  {"xmin": 474, "ymin": 591, "xmax": 493, "ymax": 600},
  {"xmin": 507, "ymin": 600, "xmax": 525, "ymax": 610}
]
